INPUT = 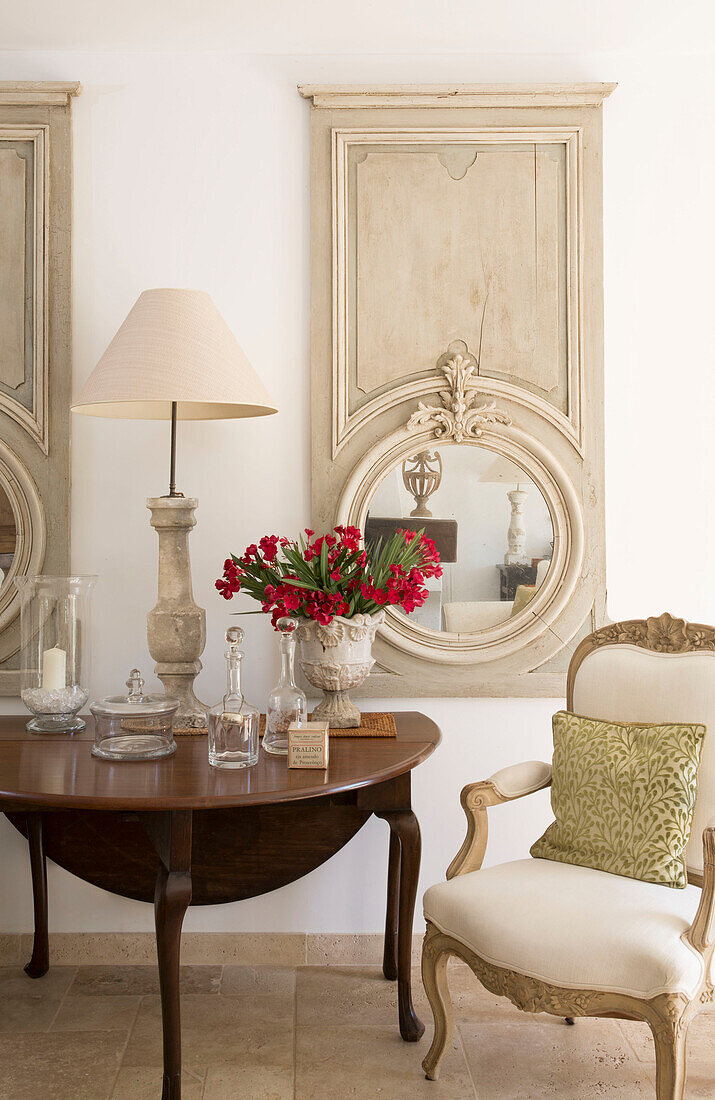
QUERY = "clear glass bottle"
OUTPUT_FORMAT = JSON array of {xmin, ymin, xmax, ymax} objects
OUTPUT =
[
  {"xmin": 264, "ymin": 616, "xmax": 307, "ymax": 755},
  {"xmin": 208, "ymin": 626, "xmax": 259, "ymax": 769}
]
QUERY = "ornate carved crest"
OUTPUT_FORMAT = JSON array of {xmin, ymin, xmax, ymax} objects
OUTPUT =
[
  {"xmin": 407, "ymin": 340, "xmax": 511, "ymax": 443},
  {"xmin": 589, "ymin": 612, "xmax": 715, "ymax": 654}
]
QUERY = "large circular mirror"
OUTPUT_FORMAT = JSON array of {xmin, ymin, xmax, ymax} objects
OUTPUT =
[{"xmin": 365, "ymin": 444, "xmax": 554, "ymax": 634}]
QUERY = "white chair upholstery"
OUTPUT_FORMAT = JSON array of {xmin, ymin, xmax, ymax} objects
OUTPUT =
[{"xmin": 424, "ymin": 859, "xmax": 705, "ymax": 1000}]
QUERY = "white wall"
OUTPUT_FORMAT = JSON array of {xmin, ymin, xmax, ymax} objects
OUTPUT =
[{"xmin": 0, "ymin": 40, "xmax": 713, "ymax": 933}]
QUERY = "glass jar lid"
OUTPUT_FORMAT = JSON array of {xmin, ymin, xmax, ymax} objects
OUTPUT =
[{"xmin": 90, "ymin": 669, "xmax": 179, "ymax": 718}]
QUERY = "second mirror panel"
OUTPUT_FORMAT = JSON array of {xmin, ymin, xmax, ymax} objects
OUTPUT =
[{"xmin": 365, "ymin": 445, "xmax": 553, "ymax": 634}]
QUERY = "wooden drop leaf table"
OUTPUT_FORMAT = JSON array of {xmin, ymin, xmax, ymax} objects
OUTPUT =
[{"xmin": 0, "ymin": 711, "xmax": 439, "ymax": 1100}]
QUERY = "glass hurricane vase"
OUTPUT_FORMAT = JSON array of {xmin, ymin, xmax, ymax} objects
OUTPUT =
[{"xmin": 16, "ymin": 575, "xmax": 97, "ymax": 733}]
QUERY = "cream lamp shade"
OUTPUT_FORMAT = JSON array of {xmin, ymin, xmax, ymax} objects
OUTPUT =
[{"xmin": 71, "ymin": 288, "xmax": 278, "ymax": 420}]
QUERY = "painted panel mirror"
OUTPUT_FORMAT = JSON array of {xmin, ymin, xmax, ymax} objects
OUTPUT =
[
  {"xmin": 300, "ymin": 84, "xmax": 615, "ymax": 696},
  {"xmin": 0, "ymin": 83, "xmax": 78, "ymax": 692}
]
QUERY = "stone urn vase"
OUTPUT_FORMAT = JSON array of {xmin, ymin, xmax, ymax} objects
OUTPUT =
[{"xmin": 294, "ymin": 611, "xmax": 385, "ymax": 728}]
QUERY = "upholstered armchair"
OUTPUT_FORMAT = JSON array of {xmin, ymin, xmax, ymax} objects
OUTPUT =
[{"xmin": 422, "ymin": 614, "xmax": 715, "ymax": 1100}]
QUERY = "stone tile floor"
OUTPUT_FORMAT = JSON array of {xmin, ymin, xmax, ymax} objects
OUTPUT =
[{"xmin": 0, "ymin": 961, "xmax": 712, "ymax": 1097}]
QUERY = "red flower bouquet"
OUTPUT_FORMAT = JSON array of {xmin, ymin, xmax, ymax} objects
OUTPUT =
[{"xmin": 216, "ymin": 525, "xmax": 442, "ymax": 628}]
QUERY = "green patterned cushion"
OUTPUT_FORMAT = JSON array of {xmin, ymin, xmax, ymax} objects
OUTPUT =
[{"xmin": 530, "ymin": 710, "xmax": 705, "ymax": 889}]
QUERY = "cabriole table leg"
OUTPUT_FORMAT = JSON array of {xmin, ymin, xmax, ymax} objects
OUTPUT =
[
  {"xmin": 24, "ymin": 812, "xmax": 49, "ymax": 979},
  {"xmin": 142, "ymin": 809, "xmax": 193, "ymax": 1100},
  {"xmin": 377, "ymin": 805, "xmax": 425, "ymax": 1042},
  {"xmin": 383, "ymin": 827, "xmax": 400, "ymax": 981}
]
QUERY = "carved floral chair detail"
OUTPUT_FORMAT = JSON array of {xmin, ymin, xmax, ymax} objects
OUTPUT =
[{"xmin": 421, "ymin": 614, "xmax": 715, "ymax": 1099}]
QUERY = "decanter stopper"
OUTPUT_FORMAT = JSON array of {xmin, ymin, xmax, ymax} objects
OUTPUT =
[
  {"xmin": 225, "ymin": 626, "xmax": 244, "ymax": 655},
  {"xmin": 276, "ymin": 616, "xmax": 298, "ymax": 635}
]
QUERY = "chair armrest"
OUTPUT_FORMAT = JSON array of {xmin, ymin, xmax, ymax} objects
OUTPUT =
[
  {"xmin": 446, "ymin": 761, "xmax": 552, "ymax": 880},
  {"xmin": 489, "ymin": 760, "xmax": 553, "ymax": 801},
  {"xmin": 687, "ymin": 824, "xmax": 715, "ymax": 954}
]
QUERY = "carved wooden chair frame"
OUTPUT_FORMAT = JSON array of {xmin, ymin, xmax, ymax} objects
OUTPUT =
[{"xmin": 421, "ymin": 613, "xmax": 715, "ymax": 1100}]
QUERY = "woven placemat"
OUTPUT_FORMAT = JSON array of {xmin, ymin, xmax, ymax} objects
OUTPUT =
[
  {"xmin": 258, "ymin": 712, "xmax": 397, "ymax": 738},
  {"xmin": 175, "ymin": 712, "xmax": 397, "ymax": 738}
]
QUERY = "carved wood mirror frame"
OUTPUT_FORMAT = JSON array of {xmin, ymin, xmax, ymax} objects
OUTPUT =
[
  {"xmin": 300, "ymin": 84, "xmax": 615, "ymax": 696},
  {"xmin": 0, "ymin": 83, "xmax": 79, "ymax": 692}
]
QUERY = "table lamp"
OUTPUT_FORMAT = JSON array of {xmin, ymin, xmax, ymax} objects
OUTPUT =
[{"xmin": 72, "ymin": 288, "xmax": 278, "ymax": 729}]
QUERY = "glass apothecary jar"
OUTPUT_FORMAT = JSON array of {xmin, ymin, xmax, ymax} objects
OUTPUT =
[
  {"xmin": 208, "ymin": 627, "xmax": 259, "ymax": 768},
  {"xmin": 265, "ymin": 616, "xmax": 307, "ymax": 755},
  {"xmin": 91, "ymin": 669, "xmax": 178, "ymax": 761},
  {"xmin": 16, "ymin": 575, "xmax": 97, "ymax": 733}
]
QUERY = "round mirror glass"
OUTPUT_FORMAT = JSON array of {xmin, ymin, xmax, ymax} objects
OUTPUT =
[
  {"xmin": 365, "ymin": 445, "xmax": 554, "ymax": 633},
  {"xmin": 0, "ymin": 484, "xmax": 17, "ymax": 593}
]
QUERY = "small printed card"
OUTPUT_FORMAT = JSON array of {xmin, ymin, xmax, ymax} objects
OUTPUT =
[{"xmin": 288, "ymin": 721, "xmax": 330, "ymax": 769}]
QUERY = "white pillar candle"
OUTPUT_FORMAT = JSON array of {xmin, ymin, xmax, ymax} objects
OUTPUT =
[{"xmin": 42, "ymin": 646, "xmax": 66, "ymax": 691}]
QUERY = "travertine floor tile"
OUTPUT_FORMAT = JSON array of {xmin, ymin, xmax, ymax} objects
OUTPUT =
[
  {"xmin": 221, "ymin": 964, "xmax": 296, "ymax": 996},
  {"xmin": 0, "ymin": 1030, "xmax": 126, "ymax": 1100},
  {"xmin": 51, "ymin": 993, "xmax": 142, "ymax": 1032},
  {"xmin": 296, "ymin": 965, "xmax": 428, "ymax": 1028},
  {"xmin": 618, "ymin": 1013, "xmax": 715, "ymax": 1098},
  {"xmin": 2, "ymin": 962, "xmax": 712, "ymax": 1097},
  {"xmin": 295, "ymin": 1024, "xmax": 474, "ymax": 1099},
  {"xmin": 459, "ymin": 1016, "xmax": 654, "ymax": 1098},
  {"xmin": 0, "ymin": 966, "xmax": 76, "ymax": 1032},
  {"xmin": 69, "ymin": 963, "xmax": 222, "ymax": 996},
  {"xmin": 122, "ymin": 992, "xmax": 294, "ymax": 1071},
  {"xmin": 112, "ymin": 1065, "xmax": 205, "ymax": 1099},
  {"xmin": 204, "ymin": 1062, "xmax": 294, "ymax": 1099}
]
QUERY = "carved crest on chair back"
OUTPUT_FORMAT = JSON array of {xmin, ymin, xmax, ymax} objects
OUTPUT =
[{"xmin": 588, "ymin": 613, "xmax": 715, "ymax": 654}]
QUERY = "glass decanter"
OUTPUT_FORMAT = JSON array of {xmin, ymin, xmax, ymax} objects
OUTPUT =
[
  {"xmin": 264, "ymin": 616, "xmax": 307, "ymax": 755},
  {"xmin": 208, "ymin": 626, "xmax": 259, "ymax": 769}
]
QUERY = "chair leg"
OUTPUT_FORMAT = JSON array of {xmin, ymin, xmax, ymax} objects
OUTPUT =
[
  {"xmin": 421, "ymin": 931, "xmax": 454, "ymax": 1081},
  {"xmin": 649, "ymin": 999, "xmax": 688, "ymax": 1100}
]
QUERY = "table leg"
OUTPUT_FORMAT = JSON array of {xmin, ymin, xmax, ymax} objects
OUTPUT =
[
  {"xmin": 383, "ymin": 828, "xmax": 400, "ymax": 981},
  {"xmin": 143, "ymin": 810, "xmax": 193, "ymax": 1100},
  {"xmin": 24, "ymin": 813, "xmax": 49, "ymax": 979},
  {"xmin": 377, "ymin": 808, "xmax": 425, "ymax": 1042}
]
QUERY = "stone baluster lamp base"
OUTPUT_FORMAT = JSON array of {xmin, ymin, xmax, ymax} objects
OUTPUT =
[{"xmin": 147, "ymin": 496, "xmax": 207, "ymax": 730}]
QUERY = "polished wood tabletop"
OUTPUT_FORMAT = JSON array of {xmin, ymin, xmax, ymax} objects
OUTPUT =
[{"xmin": 0, "ymin": 711, "xmax": 439, "ymax": 811}]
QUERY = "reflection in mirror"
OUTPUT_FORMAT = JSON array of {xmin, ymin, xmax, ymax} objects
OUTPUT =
[
  {"xmin": 0, "ymin": 484, "xmax": 16, "ymax": 590},
  {"xmin": 365, "ymin": 445, "xmax": 553, "ymax": 633}
]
